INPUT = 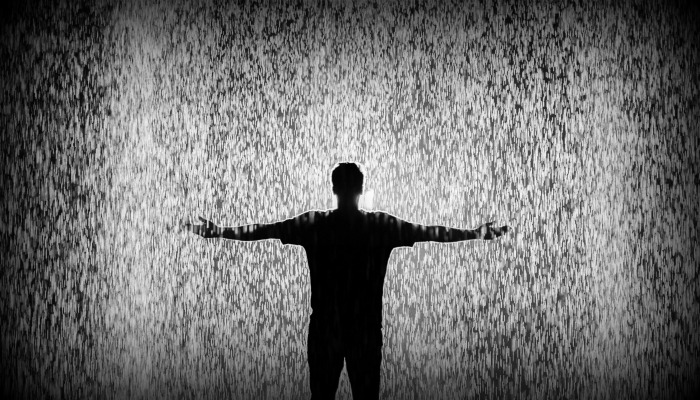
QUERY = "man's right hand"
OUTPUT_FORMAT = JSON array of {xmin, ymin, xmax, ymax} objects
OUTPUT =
[
  {"xmin": 476, "ymin": 221, "xmax": 509, "ymax": 240},
  {"xmin": 183, "ymin": 216, "xmax": 220, "ymax": 238}
]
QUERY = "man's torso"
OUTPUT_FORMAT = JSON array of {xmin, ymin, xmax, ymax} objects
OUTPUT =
[{"xmin": 296, "ymin": 210, "xmax": 396, "ymax": 339}]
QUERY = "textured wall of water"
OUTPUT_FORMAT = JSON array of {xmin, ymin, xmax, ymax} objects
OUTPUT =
[{"xmin": 1, "ymin": 0, "xmax": 698, "ymax": 398}]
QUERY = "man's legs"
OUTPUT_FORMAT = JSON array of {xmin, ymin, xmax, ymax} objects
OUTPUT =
[
  {"xmin": 344, "ymin": 331, "xmax": 383, "ymax": 400},
  {"xmin": 308, "ymin": 326, "xmax": 345, "ymax": 400}
]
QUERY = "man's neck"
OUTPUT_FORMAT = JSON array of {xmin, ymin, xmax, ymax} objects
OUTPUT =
[{"xmin": 336, "ymin": 203, "xmax": 359, "ymax": 213}]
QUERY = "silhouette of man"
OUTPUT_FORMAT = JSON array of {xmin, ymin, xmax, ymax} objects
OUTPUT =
[{"xmin": 185, "ymin": 162, "xmax": 509, "ymax": 400}]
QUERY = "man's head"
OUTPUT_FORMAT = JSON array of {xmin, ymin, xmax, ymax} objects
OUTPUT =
[{"xmin": 332, "ymin": 163, "xmax": 364, "ymax": 204}]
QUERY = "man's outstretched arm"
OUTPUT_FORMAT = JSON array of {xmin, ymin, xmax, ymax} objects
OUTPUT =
[
  {"xmin": 393, "ymin": 216, "xmax": 509, "ymax": 246},
  {"xmin": 183, "ymin": 216, "xmax": 283, "ymax": 241}
]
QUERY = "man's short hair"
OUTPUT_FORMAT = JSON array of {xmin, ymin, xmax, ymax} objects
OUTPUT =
[{"xmin": 331, "ymin": 162, "xmax": 364, "ymax": 195}]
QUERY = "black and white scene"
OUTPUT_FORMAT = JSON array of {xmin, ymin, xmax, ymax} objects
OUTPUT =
[{"xmin": 1, "ymin": 0, "xmax": 698, "ymax": 399}]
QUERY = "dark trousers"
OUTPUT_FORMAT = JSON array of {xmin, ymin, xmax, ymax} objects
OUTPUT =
[{"xmin": 307, "ymin": 323, "xmax": 383, "ymax": 400}]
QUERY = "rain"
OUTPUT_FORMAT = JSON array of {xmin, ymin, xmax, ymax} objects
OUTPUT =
[{"xmin": 1, "ymin": 0, "xmax": 698, "ymax": 399}]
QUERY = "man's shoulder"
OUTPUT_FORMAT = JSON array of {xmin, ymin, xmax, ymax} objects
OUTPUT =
[
  {"xmin": 367, "ymin": 210, "xmax": 398, "ymax": 221},
  {"xmin": 294, "ymin": 209, "xmax": 402, "ymax": 224},
  {"xmin": 298, "ymin": 209, "xmax": 332, "ymax": 223},
  {"xmin": 363, "ymin": 211, "xmax": 404, "ymax": 229},
  {"xmin": 308, "ymin": 209, "xmax": 332, "ymax": 217}
]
